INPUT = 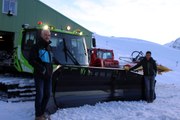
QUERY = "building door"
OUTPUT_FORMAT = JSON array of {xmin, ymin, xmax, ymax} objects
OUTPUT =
[{"xmin": 0, "ymin": 31, "xmax": 14, "ymax": 52}]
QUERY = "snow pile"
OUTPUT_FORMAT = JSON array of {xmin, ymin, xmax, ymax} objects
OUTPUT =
[{"xmin": 0, "ymin": 34, "xmax": 180, "ymax": 120}]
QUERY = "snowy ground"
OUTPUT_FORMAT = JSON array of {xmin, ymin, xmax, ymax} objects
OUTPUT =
[
  {"xmin": 0, "ymin": 35, "xmax": 180, "ymax": 120},
  {"xmin": 1, "ymin": 72, "xmax": 180, "ymax": 120}
]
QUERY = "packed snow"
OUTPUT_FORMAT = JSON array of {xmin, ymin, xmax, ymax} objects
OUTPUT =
[{"xmin": 0, "ymin": 35, "xmax": 180, "ymax": 120}]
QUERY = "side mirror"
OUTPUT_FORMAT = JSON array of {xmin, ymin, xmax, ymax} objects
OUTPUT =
[{"xmin": 92, "ymin": 37, "xmax": 96, "ymax": 47}]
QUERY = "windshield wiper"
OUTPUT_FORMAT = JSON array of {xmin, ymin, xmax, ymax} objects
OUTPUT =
[{"xmin": 63, "ymin": 39, "xmax": 80, "ymax": 65}]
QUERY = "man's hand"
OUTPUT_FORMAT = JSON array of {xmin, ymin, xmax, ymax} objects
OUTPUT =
[
  {"xmin": 41, "ymin": 67, "xmax": 46, "ymax": 74},
  {"xmin": 124, "ymin": 65, "xmax": 131, "ymax": 71},
  {"xmin": 36, "ymin": 65, "xmax": 46, "ymax": 75}
]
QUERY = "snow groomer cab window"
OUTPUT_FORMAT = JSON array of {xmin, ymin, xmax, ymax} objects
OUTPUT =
[{"xmin": 22, "ymin": 30, "xmax": 37, "ymax": 60}]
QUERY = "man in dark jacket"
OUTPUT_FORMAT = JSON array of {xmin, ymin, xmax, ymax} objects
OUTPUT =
[
  {"xmin": 29, "ymin": 29, "xmax": 53, "ymax": 120},
  {"xmin": 129, "ymin": 51, "xmax": 157, "ymax": 103}
]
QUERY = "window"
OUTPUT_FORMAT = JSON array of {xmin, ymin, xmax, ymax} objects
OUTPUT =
[
  {"xmin": 97, "ymin": 50, "xmax": 113, "ymax": 59},
  {"xmin": 50, "ymin": 32, "xmax": 63, "ymax": 47},
  {"xmin": 22, "ymin": 31, "xmax": 37, "ymax": 60},
  {"xmin": 52, "ymin": 34, "xmax": 88, "ymax": 65},
  {"xmin": 23, "ymin": 31, "xmax": 36, "ymax": 50},
  {"xmin": 102, "ymin": 52, "xmax": 112, "ymax": 59},
  {"xmin": 2, "ymin": 0, "xmax": 17, "ymax": 15}
]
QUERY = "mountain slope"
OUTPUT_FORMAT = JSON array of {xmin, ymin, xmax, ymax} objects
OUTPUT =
[
  {"xmin": 164, "ymin": 38, "xmax": 180, "ymax": 50},
  {"xmin": 95, "ymin": 34, "xmax": 180, "ymax": 69},
  {"xmin": 164, "ymin": 41, "xmax": 174, "ymax": 47}
]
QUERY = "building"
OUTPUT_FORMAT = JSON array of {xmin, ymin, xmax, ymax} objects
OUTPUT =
[{"xmin": 0, "ymin": 0, "xmax": 92, "ymax": 53}]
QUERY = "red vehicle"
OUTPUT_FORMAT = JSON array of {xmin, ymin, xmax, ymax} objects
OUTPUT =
[{"xmin": 89, "ymin": 48, "xmax": 119, "ymax": 68}]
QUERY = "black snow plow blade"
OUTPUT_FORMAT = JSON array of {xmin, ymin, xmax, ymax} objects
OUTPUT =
[{"xmin": 50, "ymin": 65, "xmax": 145, "ymax": 109}]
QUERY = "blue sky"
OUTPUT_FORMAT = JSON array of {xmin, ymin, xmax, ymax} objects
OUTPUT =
[{"xmin": 41, "ymin": 0, "xmax": 180, "ymax": 44}]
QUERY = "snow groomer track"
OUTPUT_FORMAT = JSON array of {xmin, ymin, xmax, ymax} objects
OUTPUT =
[{"xmin": 0, "ymin": 75, "xmax": 35, "ymax": 102}]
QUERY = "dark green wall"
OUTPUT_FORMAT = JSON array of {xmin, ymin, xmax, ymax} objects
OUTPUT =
[{"xmin": 0, "ymin": 0, "xmax": 92, "ymax": 48}]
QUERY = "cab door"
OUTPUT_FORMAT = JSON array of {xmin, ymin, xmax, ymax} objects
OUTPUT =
[
  {"xmin": 15, "ymin": 29, "xmax": 39, "ymax": 73},
  {"xmin": 21, "ymin": 30, "xmax": 38, "ymax": 60}
]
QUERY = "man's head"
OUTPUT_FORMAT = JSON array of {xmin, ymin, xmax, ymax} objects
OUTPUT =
[
  {"xmin": 41, "ymin": 30, "xmax": 51, "ymax": 42},
  {"xmin": 146, "ymin": 51, "xmax": 151, "ymax": 60}
]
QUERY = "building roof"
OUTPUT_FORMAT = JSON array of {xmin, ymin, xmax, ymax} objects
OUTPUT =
[{"xmin": 37, "ymin": 0, "xmax": 92, "ymax": 34}]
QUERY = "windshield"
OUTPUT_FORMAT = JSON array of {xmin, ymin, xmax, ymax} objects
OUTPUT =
[
  {"xmin": 51, "ymin": 32, "xmax": 88, "ymax": 66},
  {"xmin": 97, "ymin": 50, "xmax": 113, "ymax": 59}
]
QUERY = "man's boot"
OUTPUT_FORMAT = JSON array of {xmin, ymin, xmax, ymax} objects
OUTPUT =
[
  {"xmin": 35, "ymin": 115, "xmax": 46, "ymax": 120},
  {"xmin": 43, "ymin": 113, "xmax": 51, "ymax": 120}
]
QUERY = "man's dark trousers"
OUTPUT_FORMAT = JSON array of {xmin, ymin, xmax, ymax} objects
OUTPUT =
[
  {"xmin": 34, "ymin": 76, "xmax": 51, "ymax": 117},
  {"xmin": 144, "ymin": 76, "xmax": 155, "ymax": 102}
]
